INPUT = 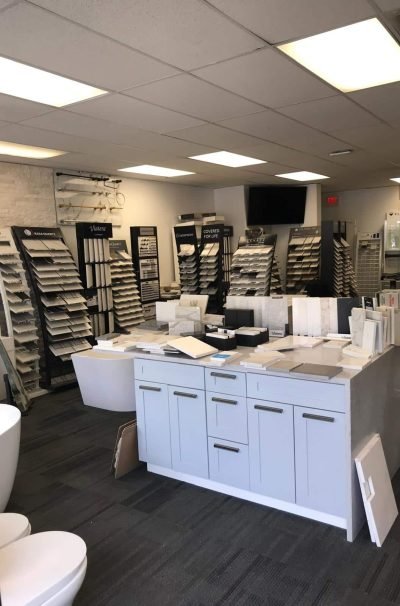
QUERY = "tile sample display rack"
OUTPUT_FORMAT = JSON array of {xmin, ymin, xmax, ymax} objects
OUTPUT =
[
  {"xmin": 109, "ymin": 239, "xmax": 144, "ymax": 331},
  {"xmin": 174, "ymin": 225, "xmax": 200, "ymax": 295},
  {"xmin": 12, "ymin": 226, "xmax": 92, "ymax": 389},
  {"xmin": 270, "ymin": 256, "xmax": 284, "ymax": 295},
  {"xmin": 130, "ymin": 226, "xmax": 160, "ymax": 320},
  {"xmin": 286, "ymin": 226, "xmax": 321, "ymax": 294},
  {"xmin": 223, "ymin": 226, "xmax": 233, "ymax": 293},
  {"xmin": 228, "ymin": 233, "xmax": 276, "ymax": 297},
  {"xmin": 321, "ymin": 221, "xmax": 358, "ymax": 297},
  {"xmin": 355, "ymin": 232, "xmax": 382, "ymax": 297},
  {"xmin": 200, "ymin": 223, "xmax": 224, "ymax": 313},
  {"xmin": 76, "ymin": 222, "xmax": 114, "ymax": 339},
  {"xmin": 383, "ymin": 211, "xmax": 400, "ymax": 276},
  {"xmin": 0, "ymin": 228, "xmax": 41, "ymax": 396}
]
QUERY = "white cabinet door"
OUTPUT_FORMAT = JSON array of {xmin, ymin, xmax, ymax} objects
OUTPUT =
[
  {"xmin": 135, "ymin": 380, "xmax": 171, "ymax": 468},
  {"xmin": 248, "ymin": 399, "xmax": 295, "ymax": 502},
  {"xmin": 206, "ymin": 392, "xmax": 248, "ymax": 444},
  {"xmin": 294, "ymin": 407, "xmax": 346, "ymax": 517},
  {"xmin": 169, "ymin": 386, "xmax": 208, "ymax": 478},
  {"xmin": 208, "ymin": 437, "xmax": 249, "ymax": 490}
]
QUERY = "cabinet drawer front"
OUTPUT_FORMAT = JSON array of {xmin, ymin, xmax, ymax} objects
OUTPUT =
[
  {"xmin": 206, "ymin": 392, "xmax": 248, "ymax": 444},
  {"xmin": 135, "ymin": 358, "xmax": 204, "ymax": 390},
  {"xmin": 294, "ymin": 406, "xmax": 346, "ymax": 517},
  {"xmin": 169, "ymin": 386, "xmax": 208, "ymax": 479},
  {"xmin": 248, "ymin": 399, "xmax": 295, "ymax": 502},
  {"xmin": 208, "ymin": 437, "xmax": 249, "ymax": 490},
  {"xmin": 135, "ymin": 380, "xmax": 171, "ymax": 468},
  {"xmin": 205, "ymin": 368, "xmax": 246, "ymax": 396},
  {"xmin": 246, "ymin": 373, "xmax": 345, "ymax": 413}
]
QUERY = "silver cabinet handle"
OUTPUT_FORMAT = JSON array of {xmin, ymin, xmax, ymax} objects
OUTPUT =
[
  {"xmin": 210, "ymin": 371, "xmax": 237, "ymax": 380},
  {"xmin": 173, "ymin": 391, "xmax": 198, "ymax": 399},
  {"xmin": 303, "ymin": 413, "xmax": 334, "ymax": 423},
  {"xmin": 213, "ymin": 443, "xmax": 239, "ymax": 453},
  {"xmin": 138, "ymin": 385, "xmax": 161, "ymax": 392},
  {"xmin": 254, "ymin": 404, "xmax": 283, "ymax": 414},
  {"xmin": 211, "ymin": 397, "xmax": 237, "ymax": 405}
]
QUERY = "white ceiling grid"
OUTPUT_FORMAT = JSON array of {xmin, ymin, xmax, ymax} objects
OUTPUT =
[{"xmin": 0, "ymin": 0, "xmax": 396, "ymax": 189}]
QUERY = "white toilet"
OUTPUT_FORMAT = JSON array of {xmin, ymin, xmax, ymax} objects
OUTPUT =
[
  {"xmin": 0, "ymin": 531, "xmax": 87, "ymax": 605},
  {"xmin": 0, "ymin": 513, "xmax": 31, "ymax": 549}
]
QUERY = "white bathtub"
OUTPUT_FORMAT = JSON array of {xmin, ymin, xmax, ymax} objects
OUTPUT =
[{"xmin": 0, "ymin": 404, "xmax": 21, "ymax": 512}]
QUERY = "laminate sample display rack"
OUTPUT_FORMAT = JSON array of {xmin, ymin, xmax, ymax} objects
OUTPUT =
[
  {"xmin": 110, "ymin": 239, "xmax": 144, "ymax": 331},
  {"xmin": 228, "ymin": 233, "xmax": 276, "ymax": 296},
  {"xmin": 321, "ymin": 221, "xmax": 358, "ymax": 297},
  {"xmin": 355, "ymin": 232, "xmax": 382, "ymax": 296},
  {"xmin": 286, "ymin": 226, "xmax": 321, "ymax": 294},
  {"xmin": 174, "ymin": 225, "xmax": 200, "ymax": 295},
  {"xmin": 0, "ymin": 228, "xmax": 40, "ymax": 396},
  {"xmin": 130, "ymin": 226, "xmax": 160, "ymax": 319},
  {"xmin": 76, "ymin": 222, "xmax": 114, "ymax": 339},
  {"xmin": 200, "ymin": 223, "xmax": 224, "ymax": 312},
  {"xmin": 12, "ymin": 226, "xmax": 92, "ymax": 389}
]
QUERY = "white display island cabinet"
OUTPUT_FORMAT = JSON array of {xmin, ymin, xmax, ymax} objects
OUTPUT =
[{"xmin": 133, "ymin": 347, "xmax": 400, "ymax": 542}]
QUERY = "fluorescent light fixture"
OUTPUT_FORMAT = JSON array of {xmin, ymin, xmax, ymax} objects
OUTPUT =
[
  {"xmin": 0, "ymin": 57, "xmax": 107, "ymax": 106},
  {"xmin": 0, "ymin": 141, "xmax": 67, "ymax": 159},
  {"xmin": 278, "ymin": 18, "xmax": 400, "ymax": 93},
  {"xmin": 329, "ymin": 149, "xmax": 353, "ymax": 156},
  {"xmin": 390, "ymin": 177, "xmax": 400, "ymax": 184},
  {"xmin": 276, "ymin": 171, "xmax": 329, "ymax": 181},
  {"xmin": 118, "ymin": 165, "xmax": 194, "ymax": 177},
  {"xmin": 189, "ymin": 151, "xmax": 266, "ymax": 167}
]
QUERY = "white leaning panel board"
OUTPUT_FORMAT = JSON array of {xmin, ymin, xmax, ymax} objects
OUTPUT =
[{"xmin": 355, "ymin": 433, "xmax": 398, "ymax": 547}]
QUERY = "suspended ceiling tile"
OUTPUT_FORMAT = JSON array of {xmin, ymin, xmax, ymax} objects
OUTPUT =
[
  {"xmin": 373, "ymin": 0, "xmax": 400, "ymax": 9},
  {"xmin": 20, "ymin": 110, "xmax": 168, "ymax": 147},
  {"xmin": 219, "ymin": 110, "xmax": 349, "ymax": 155},
  {"xmin": 330, "ymin": 123, "xmax": 398, "ymax": 148},
  {"xmin": 0, "ymin": 0, "xmax": 19, "ymax": 10},
  {"xmin": 0, "ymin": 93, "xmax": 52, "ymax": 123},
  {"xmin": 193, "ymin": 48, "xmax": 336, "ymax": 108},
  {"xmin": 165, "ymin": 124, "xmax": 265, "ymax": 149},
  {"xmin": 207, "ymin": 0, "xmax": 374, "ymax": 44},
  {"xmin": 29, "ymin": 0, "xmax": 264, "ymax": 70},
  {"xmin": 124, "ymin": 131, "xmax": 216, "ymax": 156},
  {"xmin": 67, "ymin": 94, "xmax": 204, "ymax": 133},
  {"xmin": 0, "ymin": 3, "xmax": 179, "ymax": 91},
  {"xmin": 125, "ymin": 74, "xmax": 265, "ymax": 122},
  {"xmin": 349, "ymin": 82, "xmax": 400, "ymax": 126},
  {"xmin": 278, "ymin": 96, "xmax": 382, "ymax": 132}
]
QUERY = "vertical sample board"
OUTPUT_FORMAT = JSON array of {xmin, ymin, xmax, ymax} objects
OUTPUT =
[
  {"xmin": 223, "ymin": 226, "xmax": 233, "ymax": 293},
  {"xmin": 130, "ymin": 226, "xmax": 160, "ymax": 319},
  {"xmin": 286, "ymin": 226, "xmax": 321, "ymax": 294},
  {"xmin": 200, "ymin": 223, "xmax": 224, "ymax": 313},
  {"xmin": 76, "ymin": 222, "xmax": 114, "ymax": 339},
  {"xmin": 228, "ymin": 234, "xmax": 276, "ymax": 297},
  {"xmin": 12, "ymin": 226, "xmax": 92, "ymax": 389},
  {"xmin": 110, "ymin": 239, "xmax": 144, "ymax": 331},
  {"xmin": 174, "ymin": 225, "xmax": 200, "ymax": 294},
  {"xmin": 0, "ymin": 228, "xmax": 40, "ymax": 395},
  {"xmin": 356, "ymin": 232, "xmax": 382, "ymax": 297}
]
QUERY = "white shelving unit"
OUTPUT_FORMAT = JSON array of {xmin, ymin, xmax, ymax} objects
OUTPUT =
[{"xmin": 0, "ymin": 228, "xmax": 41, "ymax": 396}]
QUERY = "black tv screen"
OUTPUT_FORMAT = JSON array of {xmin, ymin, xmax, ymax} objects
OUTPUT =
[{"xmin": 247, "ymin": 186, "xmax": 307, "ymax": 225}]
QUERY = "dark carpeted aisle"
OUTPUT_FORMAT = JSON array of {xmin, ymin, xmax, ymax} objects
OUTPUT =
[{"xmin": 8, "ymin": 388, "xmax": 400, "ymax": 606}]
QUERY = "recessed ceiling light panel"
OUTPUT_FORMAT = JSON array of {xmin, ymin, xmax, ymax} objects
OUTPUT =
[
  {"xmin": 329, "ymin": 149, "xmax": 353, "ymax": 156},
  {"xmin": 276, "ymin": 171, "xmax": 329, "ymax": 181},
  {"xmin": 0, "ymin": 141, "xmax": 67, "ymax": 159},
  {"xmin": 390, "ymin": 177, "xmax": 400, "ymax": 184},
  {"xmin": 118, "ymin": 165, "xmax": 194, "ymax": 177},
  {"xmin": 278, "ymin": 18, "xmax": 400, "ymax": 93},
  {"xmin": 189, "ymin": 151, "xmax": 266, "ymax": 167},
  {"xmin": 0, "ymin": 57, "xmax": 107, "ymax": 106}
]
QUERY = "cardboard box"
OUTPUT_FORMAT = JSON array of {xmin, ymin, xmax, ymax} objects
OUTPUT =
[{"xmin": 111, "ymin": 420, "xmax": 142, "ymax": 479}]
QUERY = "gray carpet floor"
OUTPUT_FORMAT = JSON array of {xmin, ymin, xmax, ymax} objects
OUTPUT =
[{"xmin": 7, "ymin": 387, "xmax": 400, "ymax": 606}]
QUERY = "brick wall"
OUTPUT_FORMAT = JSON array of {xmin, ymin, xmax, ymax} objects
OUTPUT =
[{"xmin": 0, "ymin": 161, "xmax": 56, "ymax": 227}]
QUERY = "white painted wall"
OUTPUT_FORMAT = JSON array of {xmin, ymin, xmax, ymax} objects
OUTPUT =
[
  {"xmin": 214, "ymin": 185, "xmax": 247, "ymax": 250},
  {"xmin": 0, "ymin": 161, "xmax": 214, "ymax": 285},
  {"xmin": 322, "ymin": 186, "xmax": 400, "ymax": 234}
]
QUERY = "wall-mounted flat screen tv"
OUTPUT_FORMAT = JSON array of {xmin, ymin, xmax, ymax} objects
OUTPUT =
[{"xmin": 247, "ymin": 186, "xmax": 307, "ymax": 225}]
